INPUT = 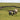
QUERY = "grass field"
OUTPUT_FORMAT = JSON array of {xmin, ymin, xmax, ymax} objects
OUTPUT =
[
  {"xmin": 0, "ymin": 3, "xmax": 20, "ymax": 7},
  {"xmin": 0, "ymin": 7, "xmax": 20, "ymax": 20},
  {"xmin": 0, "ymin": 3, "xmax": 20, "ymax": 20}
]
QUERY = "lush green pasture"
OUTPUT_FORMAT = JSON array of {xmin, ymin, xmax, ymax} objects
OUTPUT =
[
  {"xmin": 0, "ymin": 7, "xmax": 20, "ymax": 20},
  {"xmin": 0, "ymin": 3, "xmax": 20, "ymax": 20},
  {"xmin": 0, "ymin": 3, "xmax": 20, "ymax": 7}
]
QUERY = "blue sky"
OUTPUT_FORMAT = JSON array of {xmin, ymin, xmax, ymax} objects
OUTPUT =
[{"xmin": 0, "ymin": 0, "xmax": 20, "ymax": 3}]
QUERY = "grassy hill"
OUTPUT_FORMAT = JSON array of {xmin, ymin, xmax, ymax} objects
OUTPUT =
[{"xmin": 0, "ymin": 3, "xmax": 20, "ymax": 7}]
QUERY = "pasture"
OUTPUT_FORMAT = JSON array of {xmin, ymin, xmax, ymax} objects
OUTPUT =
[
  {"xmin": 0, "ymin": 7, "xmax": 20, "ymax": 20},
  {"xmin": 0, "ymin": 3, "xmax": 20, "ymax": 20},
  {"xmin": 0, "ymin": 3, "xmax": 20, "ymax": 7}
]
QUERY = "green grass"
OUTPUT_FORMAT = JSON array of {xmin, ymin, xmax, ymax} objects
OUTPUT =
[
  {"xmin": 0, "ymin": 3, "xmax": 20, "ymax": 7},
  {"xmin": 0, "ymin": 7, "xmax": 20, "ymax": 20},
  {"xmin": 0, "ymin": 3, "xmax": 20, "ymax": 20},
  {"xmin": 0, "ymin": 10, "xmax": 20, "ymax": 20}
]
